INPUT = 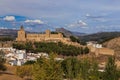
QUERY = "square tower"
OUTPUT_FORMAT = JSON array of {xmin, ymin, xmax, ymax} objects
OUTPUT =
[
  {"xmin": 16, "ymin": 26, "xmax": 26, "ymax": 41},
  {"xmin": 45, "ymin": 30, "xmax": 50, "ymax": 38}
]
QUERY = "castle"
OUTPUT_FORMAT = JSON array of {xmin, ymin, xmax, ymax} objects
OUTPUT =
[
  {"xmin": 16, "ymin": 26, "xmax": 70, "ymax": 42},
  {"xmin": 16, "ymin": 26, "xmax": 114, "ymax": 56}
]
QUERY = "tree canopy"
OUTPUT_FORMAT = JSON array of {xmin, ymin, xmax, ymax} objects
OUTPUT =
[{"xmin": 13, "ymin": 42, "xmax": 89, "ymax": 56}]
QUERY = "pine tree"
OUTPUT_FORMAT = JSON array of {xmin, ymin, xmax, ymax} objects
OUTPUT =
[
  {"xmin": 0, "ymin": 56, "xmax": 6, "ymax": 72},
  {"xmin": 33, "ymin": 53, "xmax": 63, "ymax": 80},
  {"xmin": 16, "ymin": 65, "xmax": 33, "ymax": 79},
  {"xmin": 89, "ymin": 60, "xmax": 100, "ymax": 80},
  {"xmin": 103, "ymin": 56, "xmax": 119, "ymax": 80},
  {"xmin": 83, "ymin": 47, "xmax": 89, "ymax": 54}
]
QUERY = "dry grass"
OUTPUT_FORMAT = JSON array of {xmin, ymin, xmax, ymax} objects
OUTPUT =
[
  {"xmin": 0, "ymin": 73, "xmax": 23, "ymax": 80},
  {"xmin": 0, "ymin": 64, "xmax": 23, "ymax": 80}
]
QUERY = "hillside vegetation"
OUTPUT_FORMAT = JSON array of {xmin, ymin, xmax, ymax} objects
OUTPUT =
[
  {"xmin": 15, "ymin": 55, "xmax": 120, "ymax": 80},
  {"xmin": 79, "ymin": 32, "xmax": 120, "ymax": 44},
  {"xmin": 103, "ymin": 37, "xmax": 120, "ymax": 55},
  {"xmin": 13, "ymin": 42, "xmax": 89, "ymax": 56}
]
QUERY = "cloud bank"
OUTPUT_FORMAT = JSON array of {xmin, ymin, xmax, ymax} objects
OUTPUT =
[
  {"xmin": 3, "ymin": 16, "xmax": 15, "ymax": 21},
  {"xmin": 25, "ymin": 19, "xmax": 44, "ymax": 24},
  {"xmin": 68, "ymin": 20, "xmax": 87, "ymax": 28}
]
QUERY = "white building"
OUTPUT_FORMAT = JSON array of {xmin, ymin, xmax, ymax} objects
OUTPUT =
[
  {"xmin": 87, "ymin": 41, "xmax": 102, "ymax": 48},
  {"xmin": 17, "ymin": 53, "xmax": 26, "ymax": 59}
]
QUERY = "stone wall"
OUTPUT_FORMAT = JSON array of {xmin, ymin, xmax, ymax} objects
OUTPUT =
[
  {"xmin": 16, "ymin": 26, "xmax": 82, "ymax": 47},
  {"xmin": 16, "ymin": 26, "xmax": 65, "ymax": 42},
  {"xmin": 88, "ymin": 45, "xmax": 114, "ymax": 56}
]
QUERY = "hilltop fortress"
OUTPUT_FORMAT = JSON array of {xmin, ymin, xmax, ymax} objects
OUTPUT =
[{"xmin": 16, "ymin": 26, "xmax": 71, "ymax": 43}]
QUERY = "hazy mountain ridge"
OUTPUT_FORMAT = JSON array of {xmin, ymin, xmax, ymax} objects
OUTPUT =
[
  {"xmin": 56, "ymin": 28, "xmax": 86, "ymax": 37},
  {"xmin": 0, "ymin": 29, "xmax": 18, "ymax": 37},
  {"xmin": 79, "ymin": 32, "xmax": 120, "ymax": 43}
]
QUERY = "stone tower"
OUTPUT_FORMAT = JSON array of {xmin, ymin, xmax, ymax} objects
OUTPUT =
[
  {"xmin": 58, "ymin": 33, "xmax": 63, "ymax": 38},
  {"xmin": 45, "ymin": 30, "xmax": 50, "ymax": 38},
  {"xmin": 16, "ymin": 26, "xmax": 26, "ymax": 41}
]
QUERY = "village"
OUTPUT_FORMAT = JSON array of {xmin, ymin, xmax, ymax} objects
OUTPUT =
[
  {"xmin": 0, "ymin": 39, "xmax": 114, "ymax": 67},
  {"xmin": 0, "ymin": 47, "xmax": 65, "ymax": 66}
]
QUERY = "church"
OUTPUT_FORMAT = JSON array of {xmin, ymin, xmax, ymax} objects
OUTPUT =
[{"xmin": 16, "ymin": 26, "xmax": 70, "ymax": 42}]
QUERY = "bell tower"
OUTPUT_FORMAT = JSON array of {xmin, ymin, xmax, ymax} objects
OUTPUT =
[{"xmin": 16, "ymin": 25, "xmax": 26, "ymax": 41}]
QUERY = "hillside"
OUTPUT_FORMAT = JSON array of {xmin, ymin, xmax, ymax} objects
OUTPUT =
[
  {"xmin": 79, "ymin": 32, "xmax": 120, "ymax": 43},
  {"xmin": 103, "ymin": 37, "xmax": 120, "ymax": 55},
  {"xmin": 0, "ymin": 29, "xmax": 17, "ymax": 37},
  {"xmin": 56, "ymin": 28, "xmax": 86, "ymax": 37}
]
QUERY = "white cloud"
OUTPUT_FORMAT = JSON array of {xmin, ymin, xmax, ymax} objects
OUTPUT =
[
  {"xmin": 68, "ymin": 20, "xmax": 87, "ymax": 28},
  {"xmin": 3, "ymin": 16, "xmax": 15, "ymax": 21},
  {"xmin": 86, "ymin": 13, "xmax": 90, "ymax": 17},
  {"xmin": 78, "ymin": 20, "xmax": 87, "ymax": 26},
  {"xmin": 94, "ymin": 18, "xmax": 107, "ymax": 22},
  {"xmin": 85, "ymin": 13, "xmax": 108, "ymax": 22},
  {"xmin": 25, "ymin": 19, "xmax": 44, "ymax": 24}
]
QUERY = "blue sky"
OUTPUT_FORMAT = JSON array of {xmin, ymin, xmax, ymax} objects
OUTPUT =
[{"xmin": 0, "ymin": 0, "xmax": 120, "ymax": 33}]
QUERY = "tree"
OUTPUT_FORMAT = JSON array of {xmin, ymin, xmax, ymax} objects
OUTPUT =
[
  {"xmin": 0, "ymin": 56, "xmax": 6, "ymax": 72},
  {"xmin": 80, "ymin": 41, "xmax": 86, "ymax": 45},
  {"xmin": 61, "ymin": 57, "xmax": 80, "ymax": 80},
  {"xmin": 33, "ymin": 53, "xmax": 63, "ymax": 80},
  {"xmin": 103, "ymin": 56, "xmax": 119, "ymax": 80},
  {"xmin": 89, "ymin": 60, "xmax": 100, "ymax": 80},
  {"xmin": 70, "ymin": 36, "xmax": 79, "ymax": 43},
  {"xmin": 16, "ymin": 65, "xmax": 33, "ymax": 79},
  {"xmin": 79, "ymin": 58, "xmax": 91, "ymax": 80},
  {"xmin": 13, "ymin": 42, "xmax": 86, "ymax": 56},
  {"xmin": 23, "ymin": 60, "xmax": 35, "ymax": 65},
  {"xmin": 0, "ymin": 37, "xmax": 14, "ymax": 41},
  {"xmin": 83, "ymin": 47, "xmax": 89, "ymax": 54}
]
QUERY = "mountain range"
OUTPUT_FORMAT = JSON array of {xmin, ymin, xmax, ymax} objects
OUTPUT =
[{"xmin": 79, "ymin": 32, "xmax": 120, "ymax": 43}]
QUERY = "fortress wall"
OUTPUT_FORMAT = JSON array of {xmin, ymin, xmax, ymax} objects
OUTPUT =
[
  {"xmin": 16, "ymin": 27, "xmax": 77, "ymax": 45},
  {"xmin": 87, "ymin": 45, "xmax": 114, "ymax": 56},
  {"xmin": 16, "ymin": 38, "xmax": 26, "ymax": 41},
  {"xmin": 50, "ymin": 34, "xmax": 61, "ymax": 38},
  {"xmin": 27, "ymin": 34, "xmax": 39, "ymax": 37},
  {"xmin": 27, "ymin": 34, "xmax": 44, "ymax": 38},
  {"xmin": 87, "ymin": 45, "xmax": 95, "ymax": 52},
  {"xmin": 97, "ymin": 48, "xmax": 114, "ymax": 55},
  {"xmin": 26, "ymin": 34, "xmax": 38, "ymax": 41},
  {"xmin": 38, "ymin": 34, "xmax": 45, "ymax": 37}
]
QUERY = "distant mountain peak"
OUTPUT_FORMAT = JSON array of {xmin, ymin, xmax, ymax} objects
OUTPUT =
[{"xmin": 56, "ymin": 27, "xmax": 86, "ymax": 37}]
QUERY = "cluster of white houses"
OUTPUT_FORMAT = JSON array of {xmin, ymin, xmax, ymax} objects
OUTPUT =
[{"xmin": 0, "ymin": 47, "xmax": 53, "ymax": 66}]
